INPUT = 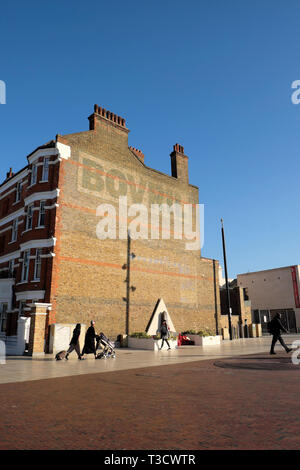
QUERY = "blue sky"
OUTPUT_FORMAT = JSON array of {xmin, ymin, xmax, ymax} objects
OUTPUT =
[{"xmin": 0, "ymin": 0, "xmax": 299, "ymax": 278}]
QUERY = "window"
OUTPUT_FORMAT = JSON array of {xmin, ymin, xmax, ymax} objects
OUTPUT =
[
  {"xmin": 42, "ymin": 157, "xmax": 50, "ymax": 182},
  {"xmin": 26, "ymin": 204, "xmax": 34, "ymax": 230},
  {"xmin": 22, "ymin": 250, "xmax": 30, "ymax": 282},
  {"xmin": 0, "ymin": 304, "xmax": 8, "ymax": 333},
  {"xmin": 38, "ymin": 201, "xmax": 46, "ymax": 227},
  {"xmin": 11, "ymin": 219, "xmax": 18, "ymax": 242},
  {"xmin": 243, "ymin": 288, "xmax": 249, "ymax": 301},
  {"xmin": 0, "ymin": 235, "xmax": 6, "ymax": 254},
  {"xmin": 34, "ymin": 249, "xmax": 42, "ymax": 280},
  {"xmin": 2, "ymin": 199, "xmax": 9, "ymax": 217},
  {"xmin": 253, "ymin": 309, "xmax": 260, "ymax": 324},
  {"xmin": 16, "ymin": 182, "xmax": 22, "ymax": 202},
  {"xmin": 31, "ymin": 164, "xmax": 37, "ymax": 185}
]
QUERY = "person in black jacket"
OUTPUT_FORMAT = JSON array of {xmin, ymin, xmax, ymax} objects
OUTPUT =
[
  {"xmin": 159, "ymin": 319, "xmax": 171, "ymax": 350},
  {"xmin": 270, "ymin": 313, "xmax": 292, "ymax": 355},
  {"xmin": 81, "ymin": 321, "xmax": 97, "ymax": 358},
  {"xmin": 66, "ymin": 324, "xmax": 82, "ymax": 360}
]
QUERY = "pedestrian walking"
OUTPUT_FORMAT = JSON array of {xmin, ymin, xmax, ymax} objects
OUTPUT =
[
  {"xmin": 66, "ymin": 323, "xmax": 82, "ymax": 360},
  {"xmin": 269, "ymin": 313, "xmax": 293, "ymax": 355},
  {"xmin": 81, "ymin": 320, "xmax": 97, "ymax": 358},
  {"xmin": 159, "ymin": 318, "xmax": 171, "ymax": 350}
]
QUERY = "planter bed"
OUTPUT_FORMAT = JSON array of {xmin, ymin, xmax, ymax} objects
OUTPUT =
[
  {"xmin": 128, "ymin": 337, "xmax": 178, "ymax": 351},
  {"xmin": 187, "ymin": 334, "xmax": 222, "ymax": 346}
]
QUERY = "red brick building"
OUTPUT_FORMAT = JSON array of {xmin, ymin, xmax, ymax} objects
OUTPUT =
[
  {"xmin": 0, "ymin": 105, "xmax": 221, "ymax": 355},
  {"xmin": 0, "ymin": 142, "xmax": 62, "ymax": 353}
]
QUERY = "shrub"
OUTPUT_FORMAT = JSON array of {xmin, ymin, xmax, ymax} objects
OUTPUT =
[
  {"xmin": 130, "ymin": 332, "xmax": 152, "ymax": 339},
  {"xmin": 130, "ymin": 332, "xmax": 178, "ymax": 341},
  {"xmin": 183, "ymin": 328, "xmax": 215, "ymax": 337},
  {"xmin": 182, "ymin": 329, "xmax": 198, "ymax": 335},
  {"xmin": 196, "ymin": 328, "xmax": 214, "ymax": 337}
]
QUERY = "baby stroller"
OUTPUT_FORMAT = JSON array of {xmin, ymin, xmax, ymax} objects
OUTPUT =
[{"xmin": 96, "ymin": 332, "xmax": 116, "ymax": 359}]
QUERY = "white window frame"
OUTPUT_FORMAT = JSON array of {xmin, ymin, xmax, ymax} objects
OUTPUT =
[
  {"xmin": 8, "ymin": 259, "xmax": 15, "ymax": 278},
  {"xmin": 26, "ymin": 204, "xmax": 34, "ymax": 231},
  {"xmin": 31, "ymin": 164, "xmax": 38, "ymax": 186},
  {"xmin": 42, "ymin": 157, "xmax": 50, "ymax": 182},
  {"xmin": 11, "ymin": 219, "xmax": 18, "ymax": 242},
  {"xmin": 16, "ymin": 181, "xmax": 22, "ymax": 202},
  {"xmin": 34, "ymin": 248, "xmax": 42, "ymax": 281},
  {"xmin": 38, "ymin": 201, "xmax": 46, "ymax": 227},
  {"xmin": 22, "ymin": 250, "xmax": 30, "ymax": 282}
]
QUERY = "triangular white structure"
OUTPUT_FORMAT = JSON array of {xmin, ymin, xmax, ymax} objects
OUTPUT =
[{"xmin": 146, "ymin": 299, "xmax": 176, "ymax": 336}]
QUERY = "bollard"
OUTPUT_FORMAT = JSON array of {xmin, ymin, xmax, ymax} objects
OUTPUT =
[
  {"xmin": 255, "ymin": 323, "xmax": 262, "ymax": 337},
  {"xmin": 0, "ymin": 340, "xmax": 6, "ymax": 364},
  {"xmin": 222, "ymin": 327, "xmax": 230, "ymax": 340}
]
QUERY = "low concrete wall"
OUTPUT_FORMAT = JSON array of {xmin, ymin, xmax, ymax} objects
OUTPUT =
[
  {"xmin": 188, "ymin": 334, "xmax": 222, "ymax": 346},
  {"xmin": 48, "ymin": 323, "xmax": 86, "ymax": 354}
]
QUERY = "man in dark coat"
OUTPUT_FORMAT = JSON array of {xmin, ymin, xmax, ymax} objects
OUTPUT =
[
  {"xmin": 66, "ymin": 323, "xmax": 82, "ymax": 360},
  {"xmin": 81, "ymin": 321, "xmax": 97, "ymax": 358},
  {"xmin": 270, "ymin": 313, "xmax": 292, "ymax": 355}
]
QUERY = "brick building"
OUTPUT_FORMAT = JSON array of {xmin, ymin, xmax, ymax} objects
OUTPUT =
[
  {"xmin": 0, "ymin": 105, "xmax": 221, "ymax": 355},
  {"xmin": 219, "ymin": 279, "xmax": 252, "ymax": 338}
]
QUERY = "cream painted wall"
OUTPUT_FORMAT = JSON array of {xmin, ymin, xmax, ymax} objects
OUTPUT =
[{"xmin": 237, "ymin": 266, "xmax": 300, "ymax": 327}]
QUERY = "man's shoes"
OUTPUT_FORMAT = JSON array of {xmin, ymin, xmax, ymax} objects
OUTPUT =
[
  {"xmin": 270, "ymin": 351, "xmax": 276, "ymax": 355},
  {"xmin": 286, "ymin": 348, "xmax": 293, "ymax": 353},
  {"xmin": 168, "ymin": 348, "xmax": 171, "ymax": 350},
  {"xmin": 65, "ymin": 355, "xmax": 69, "ymax": 360}
]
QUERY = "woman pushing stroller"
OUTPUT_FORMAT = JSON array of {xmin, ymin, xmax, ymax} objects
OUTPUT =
[{"xmin": 81, "ymin": 320, "xmax": 98, "ymax": 359}]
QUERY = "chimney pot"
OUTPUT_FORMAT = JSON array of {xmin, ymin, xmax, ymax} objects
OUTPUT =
[{"xmin": 6, "ymin": 168, "xmax": 13, "ymax": 179}]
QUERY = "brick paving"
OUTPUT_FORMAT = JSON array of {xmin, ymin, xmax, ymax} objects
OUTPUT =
[{"xmin": 1, "ymin": 352, "xmax": 300, "ymax": 450}]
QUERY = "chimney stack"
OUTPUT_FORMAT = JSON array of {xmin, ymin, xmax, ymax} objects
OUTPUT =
[
  {"xmin": 88, "ymin": 104, "xmax": 130, "ymax": 151},
  {"xmin": 170, "ymin": 144, "xmax": 189, "ymax": 183},
  {"xmin": 88, "ymin": 104, "xmax": 128, "ymax": 132},
  {"xmin": 129, "ymin": 146, "xmax": 144, "ymax": 163}
]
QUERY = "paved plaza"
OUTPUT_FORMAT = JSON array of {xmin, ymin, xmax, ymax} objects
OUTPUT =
[
  {"xmin": 1, "ymin": 335, "xmax": 300, "ymax": 450},
  {"xmin": 1, "ymin": 335, "xmax": 299, "ymax": 384}
]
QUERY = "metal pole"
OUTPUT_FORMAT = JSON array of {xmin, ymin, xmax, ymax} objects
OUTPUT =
[
  {"xmin": 221, "ymin": 219, "xmax": 233, "ymax": 340},
  {"xmin": 125, "ymin": 230, "xmax": 131, "ymax": 337}
]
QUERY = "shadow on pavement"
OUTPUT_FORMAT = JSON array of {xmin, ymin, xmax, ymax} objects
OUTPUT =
[{"xmin": 214, "ymin": 355, "xmax": 299, "ymax": 371}]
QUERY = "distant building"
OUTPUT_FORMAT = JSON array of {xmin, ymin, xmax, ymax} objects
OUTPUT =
[
  {"xmin": 237, "ymin": 266, "xmax": 300, "ymax": 334},
  {"xmin": 218, "ymin": 265, "xmax": 233, "ymax": 287},
  {"xmin": 219, "ymin": 278, "xmax": 252, "ymax": 338}
]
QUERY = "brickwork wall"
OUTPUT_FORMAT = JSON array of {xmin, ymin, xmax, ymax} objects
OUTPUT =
[
  {"xmin": 49, "ymin": 114, "xmax": 221, "ymax": 339},
  {"xmin": 220, "ymin": 286, "xmax": 252, "ymax": 331},
  {"xmin": 28, "ymin": 312, "xmax": 47, "ymax": 355}
]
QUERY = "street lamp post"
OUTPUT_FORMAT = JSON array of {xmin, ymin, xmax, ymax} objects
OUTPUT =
[{"xmin": 221, "ymin": 218, "xmax": 233, "ymax": 340}]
